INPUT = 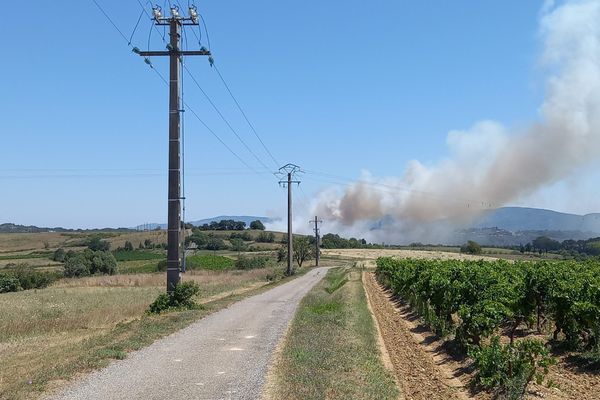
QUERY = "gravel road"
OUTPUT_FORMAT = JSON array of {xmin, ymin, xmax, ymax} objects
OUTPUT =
[{"xmin": 48, "ymin": 267, "xmax": 328, "ymax": 400}]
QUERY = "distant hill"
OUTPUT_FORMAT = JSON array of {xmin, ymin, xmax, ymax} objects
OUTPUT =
[
  {"xmin": 0, "ymin": 223, "xmax": 133, "ymax": 234},
  {"xmin": 473, "ymin": 207, "xmax": 600, "ymax": 234},
  {"xmin": 135, "ymin": 216, "xmax": 275, "ymax": 230}
]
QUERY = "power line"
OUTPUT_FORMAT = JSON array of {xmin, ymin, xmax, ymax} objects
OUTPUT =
[
  {"xmin": 182, "ymin": 64, "xmax": 274, "ymax": 171},
  {"xmin": 212, "ymin": 63, "xmax": 280, "ymax": 168}
]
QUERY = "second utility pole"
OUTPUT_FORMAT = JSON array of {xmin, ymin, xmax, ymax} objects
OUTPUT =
[
  {"xmin": 279, "ymin": 164, "xmax": 300, "ymax": 276},
  {"xmin": 310, "ymin": 216, "xmax": 322, "ymax": 266},
  {"xmin": 137, "ymin": 5, "xmax": 210, "ymax": 293}
]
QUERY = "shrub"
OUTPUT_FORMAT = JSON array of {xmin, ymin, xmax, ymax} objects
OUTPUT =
[
  {"xmin": 0, "ymin": 275, "xmax": 22, "ymax": 293},
  {"xmin": 124, "ymin": 241, "xmax": 134, "ymax": 251},
  {"xmin": 147, "ymin": 281, "xmax": 201, "ymax": 314},
  {"xmin": 52, "ymin": 248, "xmax": 66, "ymax": 262},
  {"xmin": 471, "ymin": 336, "xmax": 555, "ymax": 399},
  {"xmin": 157, "ymin": 259, "xmax": 168, "ymax": 272},
  {"xmin": 12, "ymin": 264, "xmax": 60, "ymax": 290},
  {"xmin": 461, "ymin": 240, "xmax": 482, "ymax": 255},
  {"xmin": 86, "ymin": 236, "xmax": 111, "ymax": 251},
  {"xmin": 206, "ymin": 237, "xmax": 228, "ymax": 251},
  {"xmin": 256, "ymin": 232, "xmax": 275, "ymax": 243},
  {"xmin": 235, "ymin": 255, "xmax": 271, "ymax": 270},
  {"xmin": 64, "ymin": 254, "xmax": 91, "ymax": 277},
  {"xmin": 91, "ymin": 251, "xmax": 118, "ymax": 275},
  {"xmin": 250, "ymin": 220, "xmax": 265, "ymax": 230}
]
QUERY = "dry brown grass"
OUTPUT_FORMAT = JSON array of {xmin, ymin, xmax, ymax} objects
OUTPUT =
[
  {"xmin": 322, "ymin": 248, "xmax": 498, "ymax": 264},
  {"xmin": 0, "ymin": 267, "xmax": 281, "ymax": 399}
]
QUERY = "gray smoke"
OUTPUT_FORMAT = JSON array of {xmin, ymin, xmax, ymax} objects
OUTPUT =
[{"xmin": 312, "ymin": 0, "xmax": 600, "ymax": 241}]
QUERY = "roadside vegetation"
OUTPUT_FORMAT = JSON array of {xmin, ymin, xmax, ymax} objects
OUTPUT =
[{"xmin": 266, "ymin": 266, "xmax": 398, "ymax": 400}]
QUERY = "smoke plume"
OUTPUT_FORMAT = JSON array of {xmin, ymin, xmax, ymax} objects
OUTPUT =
[{"xmin": 312, "ymin": 0, "xmax": 600, "ymax": 241}]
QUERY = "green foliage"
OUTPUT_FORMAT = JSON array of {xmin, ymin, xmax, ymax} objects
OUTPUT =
[
  {"xmin": 250, "ymin": 220, "xmax": 265, "ymax": 230},
  {"xmin": 197, "ymin": 219, "xmax": 246, "ymax": 231},
  {"xmin": 229, "ymin": 231, "xmax": 253, "ymax": 241},
  {"xmin": 235, "ymin": 255, "xmax": 271, "ymax": 270},
  {"xmin": 123, "ymin": 241, "xmax": 134, "ymax": 251},
  {"xmin": 185, "ymin": 231, "xmax": 208, "ymax": 247},
  {"xmin": 471, "ymin": 336, "xmax": 555, "ymax": 399},
  {"xmin": 63, "ymin": 250, "xmax": 118, "ymax": 277},
  {"xmin": 293, "ymin": 236, "xmax": 313, "ymax": 268},
  {"xmin": 461, "ymin": 240, "xmax": 482, "ymax": 255},
  {"xmin": 86, "ymin": 236, "xmax": 111, "ymax": 251},
  {"xmin": 320, "ymin": 233, "xmax": 369, "ymax": 249},
  {"xmin": 230, "ymin": 238, "xmax": 247, "ymax": 252},
  {"xmin": 112, "ymin": 250, "xmax": 164, "ymax": 262},
  {"xmin": 277, "ymin": 246, "xmax": 287, "ymax": 263},
  {"xmin": 186, "ymin": 254, "xmax": 234, "ymax": 271},
  {"xmin": 0, "ymin": 275, "xmax": 22, "ymax": 293},
  {"xmin": 10, "ymin": 264, "xmax": 60, "ymax": 290},
  {"xmin": 256, "ymin": 231, "xmax": 275, "ymax": 243},
  {"xmin": 156, "ymin": 259, "xmax": 168, "ymax": 272},
  {"xmin": 205, "ymin": 237, "xmax": 228, "ymax": 251},
  {"xmin": 147, "ymin": 281, "xmax": 201, "ymax": 314},
  {"xmin": 52, "ymin": 248, "xmax": 66, "ymax": 262}
]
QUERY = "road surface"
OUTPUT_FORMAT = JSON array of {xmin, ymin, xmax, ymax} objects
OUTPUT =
[{"xmin": 48, "ymin": 267, "xmax": 328, "ymax": 400}]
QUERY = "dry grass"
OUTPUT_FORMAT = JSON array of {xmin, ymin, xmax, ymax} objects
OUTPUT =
[
  {"xmin": 322, "ymin": 248, "xmax": 498, "ymax": 263},
  {"xmin": 0, "ymin": 267, "xmax": 282, "ymax": 399}
]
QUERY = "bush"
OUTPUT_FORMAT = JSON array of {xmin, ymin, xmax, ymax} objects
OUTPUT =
[
  {"xmin": 250, "ymin": 220, "xmax": 265, "ymax": 230},
  {"xmin": 0, "ymin": 275, "xmax": 22, "ymax": 293},
  {"xmin": 205, "ymin": 237, "xmax": 228, "ymax": 251},
  {"xmin": 461, "ymin": 240, "xmax": 482, "ymax": 255},
  {"xmin": 64, "ymin": 254, "xmax": 91, "ymax": 277},
  {"xmin": 86, "ymin": 236, "xmax": 111, "ymax": 251},
  {"xmin": 471, "ymin": 336, "xmax": 555, "ymax": 399},
  {"xmin": 147, "ymin": 281, "xmax": 201, "ymax": 314},
  {"xmin": 63, "ymin": 250, "xmax": 117, "ymax": 277},
  {"xmin": 235, "ymin": 255, "xmax": 271, "ymax": 270},
  {"xmin": 12, "ymin": 264, "xmax": 60, "ymax": 290},
  {"xmin": 124, "ymin": 241, "xmax": 134, "ymax": 251},
  {"xmin": 256, "ymin": 232, "xmax": 275, "ymax": 243},
  {"xmin": 157, "ymin": 259, "xmax": 168, "ymax": 272},
  {"xmin": 52, "ymin": 248, "xmax": 66, "ymax": 262}
]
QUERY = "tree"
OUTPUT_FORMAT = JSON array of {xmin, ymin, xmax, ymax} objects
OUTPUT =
[
  {"xmin": 64, "ymin": 254, "xmax": 91, "ymax": 277},
  {"xmin": 52, "ymin": 248, "xmax": 66, "ymax": 262},
  {"xmin": 144, "ymin": 239, "xmax": 153, "ymax": 249},
  {"xmin": 461, "ymin": 240, "xmax": 482, "ymax": 255},
  {"xmin": 293, "ymin": 236, "xmax": 313, "ymax": 268},
  {"xmin": 87, "ymin": 236, "xmax": 110, "ymax": 251},
  {"xmin": 124, "ymin": 241, "xmax": 134, "ymax": 251},
  {"xmin": 250, "ymin": 220, "xmax": 265, "ymax": 230},
  {"xmin": 206, "ymin": 237, "xmax": 227, "ymax": 252},
  {"xmin": 231, "ymin": 238, "xmax": 247, "ymax": 254},
  {"xmin": 257, "ymin": 232, "xmax": 275, "ymax": 243},
  {"xmin": 532, "ymin": 236, "xmax": 560, "ymax": 254}
]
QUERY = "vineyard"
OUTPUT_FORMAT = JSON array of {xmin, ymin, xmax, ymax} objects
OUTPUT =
[{"xmin": 375, "ymin": 257, "xmax": 600, "ymax": 399}]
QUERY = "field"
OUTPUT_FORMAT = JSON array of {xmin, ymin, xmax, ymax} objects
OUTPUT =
[
  {"xmin": 0, "ymin": 266, "xmax": 294, "ymax": 399},
  {"xmin": 0, "ymin": 229, "xmax": 305, "ymax": 399}
]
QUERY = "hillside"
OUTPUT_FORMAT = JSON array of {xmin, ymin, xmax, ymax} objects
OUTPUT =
[{"xmin": 473, "ymin": 207, "xmax": 600, "ymax": 233}]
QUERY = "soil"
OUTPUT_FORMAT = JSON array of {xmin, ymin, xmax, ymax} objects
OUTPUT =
[{"xmin": 363, "ymin": 272, "xmax": 600, "ymax": 400}]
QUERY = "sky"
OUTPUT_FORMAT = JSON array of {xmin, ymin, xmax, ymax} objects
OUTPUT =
[{"xmin": 1, "ymin": 0, "xmax": 599, "ymax": 229}]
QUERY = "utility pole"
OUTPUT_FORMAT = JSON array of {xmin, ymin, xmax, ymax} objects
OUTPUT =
[
  {"xmin": 136, "ymin": 5, "xmax": 210, "ymax": 293},
  {"xmin": 310, "ymin": 216, "xmax": 322, "ymax": 267},
  {"xmin": 279, "ymin": 164, "xmax": 300, "ymax": 276}
]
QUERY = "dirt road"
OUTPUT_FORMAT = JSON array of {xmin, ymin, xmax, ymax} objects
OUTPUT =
[{"xmin": 47, "ymin": 268, "xmax": 328, "ymax": 400}]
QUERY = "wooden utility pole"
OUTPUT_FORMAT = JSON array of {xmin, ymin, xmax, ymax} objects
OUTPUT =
[
  {"xmin": 136, "ymin": 5, "xmax": 210, "ymax": 293},
  {"xmin": 279, "ymin": 164, "xmax": 300, "ymax": 276},
  {"xmin": 310, "ymin": 216, "xmax": 322, "ymax": 266}
]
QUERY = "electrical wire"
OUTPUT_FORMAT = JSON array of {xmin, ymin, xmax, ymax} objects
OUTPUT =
[
  {"xmin": 212, "ymin": 63, "xmax": 280, "ymax": 168},
  {"xmin": 183, "ymin": 64, "xmax": 273, "ymax": 171}
]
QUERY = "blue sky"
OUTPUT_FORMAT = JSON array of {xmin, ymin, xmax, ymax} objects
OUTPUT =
[{"xmin": 1, "ymin": 0, "xmax": 596, "ymax": 228}]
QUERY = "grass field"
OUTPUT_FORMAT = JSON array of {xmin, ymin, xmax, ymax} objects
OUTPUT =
[
  {"xmin": 0, "ymin": 267, "xmax": 290, "ymax": 399},
  {"xmin": 265, "ymin": 266, "xmax": 398, "ymax": 400}
]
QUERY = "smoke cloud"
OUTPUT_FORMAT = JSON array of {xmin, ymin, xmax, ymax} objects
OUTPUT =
[{"xmin": 311, "ymin": 0, "xmax": 600, "ymax": 242}]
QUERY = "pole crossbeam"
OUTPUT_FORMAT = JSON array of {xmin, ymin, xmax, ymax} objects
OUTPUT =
[{"xmin": 137, "ymin": 7, "xmax": 210, "ymax": 293}]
